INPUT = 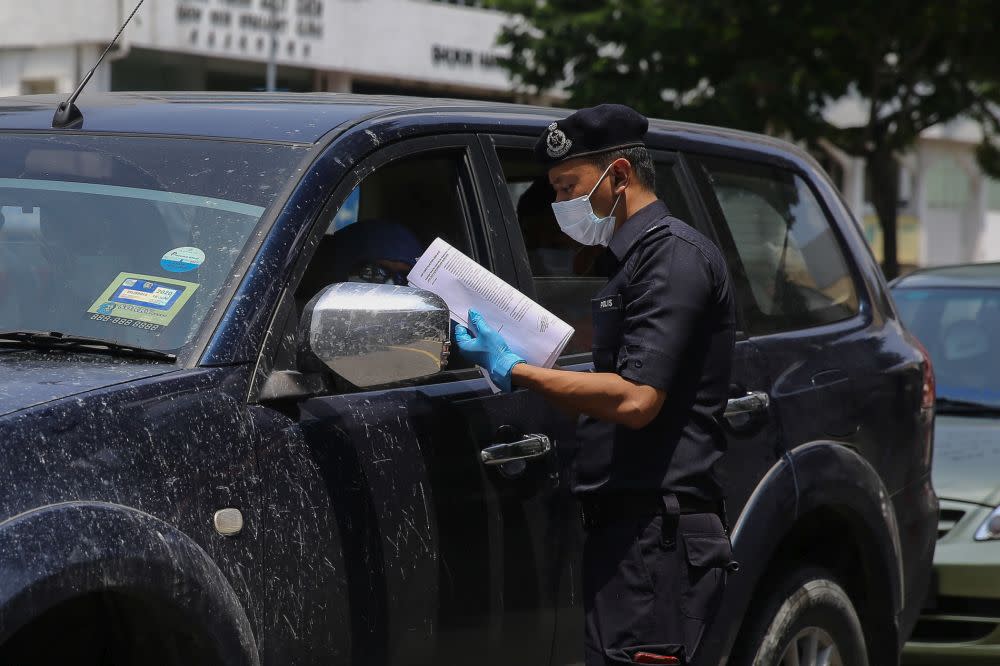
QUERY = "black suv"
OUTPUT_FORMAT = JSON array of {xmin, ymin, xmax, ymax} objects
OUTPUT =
[{"xmin": 0, "ymin": 92, "xmax": 936, "ymax": 666}]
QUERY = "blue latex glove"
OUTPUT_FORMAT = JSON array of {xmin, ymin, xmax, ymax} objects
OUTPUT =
[{"xmin": 453, "ymin": 309, "xmax": 525, "ymax": 392}]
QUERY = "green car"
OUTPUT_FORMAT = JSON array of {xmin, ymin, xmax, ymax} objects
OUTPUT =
[{"xmin": 894, "ymin": 263, "xmax": 1000, "ymax": 664}]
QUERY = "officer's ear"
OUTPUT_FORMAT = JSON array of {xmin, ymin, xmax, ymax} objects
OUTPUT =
[{"xmin": 609, "ymin": 158, "xmax": 631, "ymax": 195}]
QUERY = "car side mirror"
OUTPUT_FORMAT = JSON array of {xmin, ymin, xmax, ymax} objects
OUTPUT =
[{"xmin": 298, "ymin": 282, "xmax": 451, "ymax": 388}]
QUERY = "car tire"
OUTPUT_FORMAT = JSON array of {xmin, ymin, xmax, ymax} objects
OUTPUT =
[{"xmin": 731, "ymin": 566, "xmax": 869, "ymax": 666}]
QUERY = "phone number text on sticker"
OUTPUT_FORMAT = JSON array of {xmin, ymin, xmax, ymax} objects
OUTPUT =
[
  {"xmin": 88, "ymin": 272, "xmax": 199, "ymax": 327},
  {"xmin": 89, "ymin": 314, "xmax": 161, "ymax": 331}
]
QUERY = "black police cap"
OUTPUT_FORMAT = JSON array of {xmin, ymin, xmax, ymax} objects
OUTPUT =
[{"xmin": 534, "ymin": 103, "xmax": 649, "ymax": 166}]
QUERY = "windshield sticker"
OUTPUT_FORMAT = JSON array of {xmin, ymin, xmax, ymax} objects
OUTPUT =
[
  {"xmin": 87, "ymin": 272, "xmax": 199, "ymax": 328},
  {"xmin": 161, "ymin": 246, "xmax": 206, "ymax": 273}
]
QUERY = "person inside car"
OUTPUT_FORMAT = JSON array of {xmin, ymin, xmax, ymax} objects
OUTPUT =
[{"xmin": 330, "ymin": 218, "xmax": 424, "ymax": 285}]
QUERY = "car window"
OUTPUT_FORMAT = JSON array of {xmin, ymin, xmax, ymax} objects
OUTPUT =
[
  {"xmin": 697, "ymin": 157, "xmax": 859, "ymax": 335},
  {"xmin": 294, "ymin": 148, "xmax": 477, "ymax": 372},
  {"xmin": 0, "ymin": 133, "xmax": 305, "ymax": 353},
  {"xmin": 894, "ymin": 287, "xmax": 1000, "ymax": 403},
  {"xmin": 495, "ymin": 148, "xmax": 693, "ymax": 356}
]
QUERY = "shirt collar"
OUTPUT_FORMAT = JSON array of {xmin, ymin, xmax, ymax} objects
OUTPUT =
[{"xmin": 607, "ymin": 199, "xmax": 670, "ymax": 262}]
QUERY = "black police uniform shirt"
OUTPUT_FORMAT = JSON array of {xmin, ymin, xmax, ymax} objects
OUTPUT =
[{"xmin": 573, "ymin": 200, "xmax": 736, "ymax": 502}]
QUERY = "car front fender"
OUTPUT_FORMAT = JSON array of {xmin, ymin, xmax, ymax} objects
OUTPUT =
[{"xmin": 0, "ymin": 501, "xmax": 258, "ymax": 665}]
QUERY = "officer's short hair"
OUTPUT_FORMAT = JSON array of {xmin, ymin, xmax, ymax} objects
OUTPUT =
[{"xmin": 586, "ymin": 146, "xmax": 656, "ymax": 191}]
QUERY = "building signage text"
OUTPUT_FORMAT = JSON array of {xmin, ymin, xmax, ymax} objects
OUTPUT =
[
  {"xmin": 177, "ymin": 0, "xmax": 324, "ymax": 57},
  {"xmin": 431, "ymin": 44, "xmax": 501, "ymax": 70}
]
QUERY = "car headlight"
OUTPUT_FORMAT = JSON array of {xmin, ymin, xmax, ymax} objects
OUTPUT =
[{"xmin": 975, "ymin": 506, "xmax": 1000, "ymax": 541}]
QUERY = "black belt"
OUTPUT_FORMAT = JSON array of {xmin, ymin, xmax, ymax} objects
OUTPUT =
[{"xmin": 579, "ymin": 493, "xmax": 719, "ymax": 529}]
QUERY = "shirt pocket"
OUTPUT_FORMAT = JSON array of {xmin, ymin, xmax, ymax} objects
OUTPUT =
[{"xmin": 621, "ymin": 280, "xmax": 655, "ymax": 314}]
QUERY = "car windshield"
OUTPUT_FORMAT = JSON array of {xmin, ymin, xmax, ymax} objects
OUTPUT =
[
  {"xmin": 0, "ymin": 133, "xmax": 307, "ymax": 354},
  {"xmin": 894, "ymin": 286, "xmax": 1000, "ymax": 407}
]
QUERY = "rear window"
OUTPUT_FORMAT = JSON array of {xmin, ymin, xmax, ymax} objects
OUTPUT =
[
  {"xmin": 894, "ymin": 286, "xmax": 1000, "ymax": 404},
  {"xmin": 0, "ymin": 133, "xmax": 306, "ymax": 353}
]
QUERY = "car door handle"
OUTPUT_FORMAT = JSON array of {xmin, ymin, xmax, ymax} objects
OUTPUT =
[
  {"xmin": 480, "ymin": 434, "xmax": 552, "ymax": 465},
  {"xmin": 724, "ymin": 391, "xmax": 770, "ymax": 420}
]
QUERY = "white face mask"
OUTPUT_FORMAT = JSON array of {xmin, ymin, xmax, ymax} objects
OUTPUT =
[{"xmin": 550, "ymin": 162, "xmax": 622, "ymax": 247}]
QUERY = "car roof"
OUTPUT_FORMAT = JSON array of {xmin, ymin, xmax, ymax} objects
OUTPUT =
[
  {"xmin": 892, "ymin": 262, "xmax": 1000, "ymax": 289},
  {"xmin": 0, "ymin": 92, "xmax": 414, "ymax": 143},
  {"xmin": 0, "ymin": 91, "xmax": 809, "ymax": 157}
]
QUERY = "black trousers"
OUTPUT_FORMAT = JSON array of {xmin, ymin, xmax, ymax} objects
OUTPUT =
[{"xmin": 582, "ymin": 511, "xmax": 732, "ymax": 666}]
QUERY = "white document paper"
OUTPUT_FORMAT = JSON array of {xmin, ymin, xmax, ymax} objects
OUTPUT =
[{"xmin": 407, "ymin": 237, "xmax": 575, "ymax": 391}]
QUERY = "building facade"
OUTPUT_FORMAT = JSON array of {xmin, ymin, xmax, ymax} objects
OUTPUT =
[
  {"xmin": 0, "ymin": 0, "xmax": 513, "ymax": 100},
  {"xmin": 817, "ymin": 113, "xmax": 1000, "ymax": 273},
  {"xmin": 2, "ymin": 0, "xmax": 997, "ymax": 270}
]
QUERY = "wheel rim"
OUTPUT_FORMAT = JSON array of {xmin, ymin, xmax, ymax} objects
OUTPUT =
[{"xmin": 779, "ymin": 626, "xmax": 843, "ymax": 666}]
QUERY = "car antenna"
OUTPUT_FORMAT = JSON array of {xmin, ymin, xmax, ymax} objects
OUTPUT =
[{"xmin": 52, "ymin": 0, "xmax": 145, "ymax": 129}]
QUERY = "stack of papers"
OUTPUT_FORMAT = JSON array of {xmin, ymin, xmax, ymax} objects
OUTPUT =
[{"xmin": 407, "ymin": 237, "xmax": 575, "ymax": 390}]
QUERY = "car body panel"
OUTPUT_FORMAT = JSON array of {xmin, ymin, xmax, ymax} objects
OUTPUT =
[
  {"xmin": 892, "ymin": 270, "xmax": 1000, "ymax": 663},
  {"xmin": 0, "ymin": 349, "xmax": 174, "ymax": 415},
  {"xmin": 903, "ymin": 499, "xmax": 1000, "ymax": 663},
  {"xmin": 892, "ymin": 262, "xmax": 1000, "ymax": 290},
  {"xmin": 0, "ymin": 92, "xmax": 937, "ymax": 666},
  {"xmin": 0, "ymin": 92, "xmax": 390, "ymax": 143},
  {"xmin": 0, "ymin": 358, "xmax": 263, "ymax": 661},
  {"xmin": 701, "ymin": 438, "xmax": 936, "ymax": 666},
  {"xmin": 0, "ymin": 501, "xmax": 258, "ymax": 665},
  {"xmin": 683, "ymin": 125, "xmax": 935, "ymax": 660}
]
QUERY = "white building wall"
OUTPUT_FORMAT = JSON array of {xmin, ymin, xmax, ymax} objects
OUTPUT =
[
  {"xmin": 0, "ymin": 0, "xmax": 120, "ymax": 48},
  {"xmin": 125, "ymin": 0, "xmax": 511, "ymax": 93},
  {"xmin": 922, "ymin": 210, "xmax": 965, "ymax": 265},
  {"xmin": 979, "ymin": 212, "xmax": 1000, "ymax": 262},
  {"xmin": 0, "ymin": 45, "xmax": 110, "ymax": 97},
  {"xmin": 915, "ymin": 135, "xmax": 999, "ymax": 267},
  {"xmin": 1, "ymin": 0, "xmax": 511, "ymax": 96}
]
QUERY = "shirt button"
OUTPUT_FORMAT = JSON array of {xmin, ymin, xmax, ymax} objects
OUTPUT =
[{"xmin": 634, "ymin": 360, "xmax": 643, "ymax": 368}]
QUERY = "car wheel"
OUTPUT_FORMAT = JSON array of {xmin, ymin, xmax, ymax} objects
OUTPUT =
[{"xmin": 732, "ymin": 566, "xmax": 869, "ymax": 666}]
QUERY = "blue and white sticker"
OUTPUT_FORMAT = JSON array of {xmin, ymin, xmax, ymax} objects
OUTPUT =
[{"xmin": 160, "ymin": 247, "xmax": 205, "ymax": 273}]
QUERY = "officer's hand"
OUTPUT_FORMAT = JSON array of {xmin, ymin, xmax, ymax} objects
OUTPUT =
[{"xmin": 453, "ymin": 309, "xmax": 525, "ymax": 392}]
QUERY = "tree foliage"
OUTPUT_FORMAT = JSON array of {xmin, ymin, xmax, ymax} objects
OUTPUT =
[{"xmin": 489, "ymin": 0, "xmax": 1000, "ymax": 277}]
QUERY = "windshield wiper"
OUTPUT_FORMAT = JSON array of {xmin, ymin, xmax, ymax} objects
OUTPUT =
[
  {"xmin": 935, "ymin": 397, "xmax": 1000, "ymax": 415},
  {"xmin": 0, "ymin": 331, "xmax": 176, "ymax": 362}
]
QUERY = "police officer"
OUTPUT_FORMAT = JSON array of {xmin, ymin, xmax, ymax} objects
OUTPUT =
[{"xmin": 454, "ymin": 104, "xmax": 736, "ymax": 665}]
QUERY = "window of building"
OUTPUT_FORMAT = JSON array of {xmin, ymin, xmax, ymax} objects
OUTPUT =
[
  {"xmin": 19, "ymin": 79, "xmax": 57, "ymax": 95},
  {"xmin": 698, "ymin": 157, "xmax": 860, "ymax": 335},
  {"xmin": 925, "ymin": 158, "xmax": 970, "ymax": 210},
  {"xmin": 989, "ymin": 178, "xmax": 1000, "ymax": 212},
  {"xmin": 495, "ymin": 148, "xmax": 692, "ymax": 355}
]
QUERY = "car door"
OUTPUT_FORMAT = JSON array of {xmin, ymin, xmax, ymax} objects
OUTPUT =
[
  {"xmin": 688, "ymin": 153, "xmax": 869, "ymax": 457},
  {"xmin": 686, "ymin": 153, "xmax": 870, "ymax": 666},
  {"xmin": 251, "ymin": 133, "xmax": 558, "ymax": 666}
]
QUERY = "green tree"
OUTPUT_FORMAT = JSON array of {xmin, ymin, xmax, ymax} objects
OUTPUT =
[{"xmin": 489, "ymin": 0, "xmax": 1000, "ymax": 278}]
